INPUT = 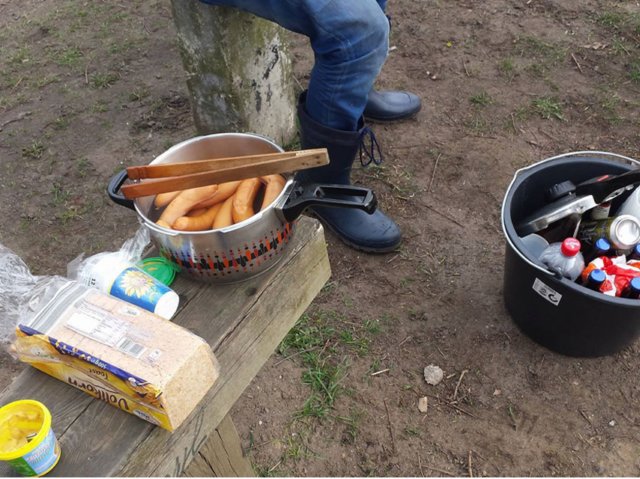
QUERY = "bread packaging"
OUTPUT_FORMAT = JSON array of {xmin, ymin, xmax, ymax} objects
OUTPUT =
[{"xmin": 13, "ymin": 282, "xmax": 219, "ymax": 431}]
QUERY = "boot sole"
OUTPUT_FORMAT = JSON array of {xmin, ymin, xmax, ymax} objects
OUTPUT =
[
  {"xmin": 364, "ymin": 106, "xmax": 422, "ymax": 124},
  {"xmin": 306, "ymin": 212, "xmax": 401, "ymax": 254}
]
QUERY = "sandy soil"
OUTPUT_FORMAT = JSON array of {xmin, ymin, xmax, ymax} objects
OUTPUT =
[{"xmin": 1, "ymin": 0, "xmax": 640, "ymax": 476}]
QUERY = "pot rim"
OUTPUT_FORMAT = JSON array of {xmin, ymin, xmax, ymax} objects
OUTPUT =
[{"xmin": 133, "ymin": 132, "xmax": 292, "ymax": 235}]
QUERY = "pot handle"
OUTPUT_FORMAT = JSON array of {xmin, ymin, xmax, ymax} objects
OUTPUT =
[
  {"xmin": 107, "ymin": 170, "xmax": 135, "ymax": 210},
  {"xmin": 280, "ymin": 183, "xmax": 377, "ymax": 222}
]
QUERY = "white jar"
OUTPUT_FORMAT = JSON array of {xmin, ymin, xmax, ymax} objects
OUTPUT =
[{"xmin": 77, "ymin": 253, "xmax": 179, "ymax": 320}]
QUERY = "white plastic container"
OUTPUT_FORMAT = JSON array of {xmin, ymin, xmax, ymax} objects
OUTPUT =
[
  {"xmin": 520, "ymin": 233, "xmax": 549, "ymax": 260},
  {"xmin": 617, "ymin": 186, "xmax": 640, "ymax": 220},
  {"xmin": 77, "ymin": 253, "xmax": 179, "ymax": 320}
]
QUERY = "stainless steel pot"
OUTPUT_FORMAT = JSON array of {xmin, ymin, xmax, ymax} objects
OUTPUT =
[{"xmin": 108, "ymin": 133, "xmax": 376, "ymax": 283}]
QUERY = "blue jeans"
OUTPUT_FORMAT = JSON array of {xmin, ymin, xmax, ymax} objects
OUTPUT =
[{"xmin": 199, "ymin": 0, "xmax": 389, "ymax": 131}]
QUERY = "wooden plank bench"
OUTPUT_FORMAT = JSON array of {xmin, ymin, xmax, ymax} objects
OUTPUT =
[{"xmin": 0, "ymin": 217, "xmax": 329, "ymax": 477}]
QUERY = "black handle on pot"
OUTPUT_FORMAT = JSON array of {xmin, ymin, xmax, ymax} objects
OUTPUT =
[
  {"xmin": 107, "ymin": 170, "xmax": 136, "ymax": 210},
  {"xmin": 281, "ymin": 183, "xmax": 377, "ymax": 222}
]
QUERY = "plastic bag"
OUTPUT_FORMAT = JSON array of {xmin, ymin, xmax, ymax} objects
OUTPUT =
[
  {"xmin": 67, "ymin": 226, "xmax": 150, "ymax": 279},
  {"xmin": 0, "ymin": 244, "xmax": 70, "ymax": 344}
]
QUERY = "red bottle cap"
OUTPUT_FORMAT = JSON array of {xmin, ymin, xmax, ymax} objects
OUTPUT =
[{"xmin": 561, "ymin": 237, "xmax": 581, "ymax": 256}]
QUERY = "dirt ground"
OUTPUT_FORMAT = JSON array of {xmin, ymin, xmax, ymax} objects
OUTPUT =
[{"xmin": 2, "ymin": 0, "xmax": 640, "ymax": 476}]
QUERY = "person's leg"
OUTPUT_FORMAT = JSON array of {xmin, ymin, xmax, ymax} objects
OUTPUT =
[
  {"xmin": 199, "ymin": 0, "xmax": 402, "ymax": 252},
  {"xmin": 200, "ymin": 0, "xmax": 389, "ymax": 131}
]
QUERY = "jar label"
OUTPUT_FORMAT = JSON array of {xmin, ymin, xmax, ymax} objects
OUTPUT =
[{"xmin": 109, "ymin": 267, "xmax": 171, "ymax": 314}]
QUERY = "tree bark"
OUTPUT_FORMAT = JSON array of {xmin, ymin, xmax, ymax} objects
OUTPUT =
[{"xmin": 171, "ymin": 0, "xmax": 297, "ymax": 146}]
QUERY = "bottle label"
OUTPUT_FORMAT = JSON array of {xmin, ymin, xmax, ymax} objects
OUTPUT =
[
  {"xmin": 109, "ymin": 267, "xmax": 171, "ymax": 314},
  {"xmin": 532, "ymin": 278, "xmax": 562, "ymax": 306}
]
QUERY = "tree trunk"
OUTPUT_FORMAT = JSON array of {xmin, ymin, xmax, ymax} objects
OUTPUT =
[{"xmin": 170, "ymin": 0, "xmax": 297, "ymax": 146}]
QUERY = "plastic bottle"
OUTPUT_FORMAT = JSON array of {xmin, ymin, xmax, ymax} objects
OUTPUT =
[
  {"xmin": 629, "ymin": 243, "xmax": 640, "ymax": 261},
  {"xmin": 583, "ymin": 268, "xmax": 606, "ymax": 292},
  {"xmin": 77, "ymin": 253, "xmax": 179, "ymax": 320},
  {"xmin": 584, "ymin": 237, "xmax": 612, "ymax": 263},
  {"xmin": 622, "ymin": 276, "xmax": 640, "ymax": 299},
  {"xmin": 617, "ymin": 186, "xmax": 640, "ymax": 221},
  {"xmin": 538, "ymin": 237, "xmax": 585, "ymax": 281}
]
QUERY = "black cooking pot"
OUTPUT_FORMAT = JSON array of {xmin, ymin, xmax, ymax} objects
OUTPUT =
[{"xmin": 502, "ymin": 151, "xmax": 640, "ymax": 357}]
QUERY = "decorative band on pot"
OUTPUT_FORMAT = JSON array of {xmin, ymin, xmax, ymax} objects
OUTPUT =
[{"xmin": 158, "ymin": 222, "xmax": 295, "ymax": 279}]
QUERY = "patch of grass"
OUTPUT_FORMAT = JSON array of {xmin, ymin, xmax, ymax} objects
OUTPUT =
[
  {"xmin": 283, "ymin": 434, "xmax": 309, "ymax": 461},
  {"xmin": 498, "ymin": 57, "xmax": 517, "ymax": 82},
  {"xmin": 629, "ymin": 61, "xmax": 640, "ymax": 84},
  {"xmin": 335, "ymin": 408, "xmax": 364, "ymax": 444},
  {"xmin": 363, "ymin": 318, "xmax": 381, "ymax": 335},
  {"xmin": 597, "ymin": 90, "xmax": 622, "ymax": 124},
  {"xmin": 35, "ymin": 74, "xmax": 60, "ymax": 88},
  {"xmin": 90, "ymin": 72, "xmax": 119, "ymax": 89},
  {"xmin": 532, "ymin": 96, "xmax": 564, "ymax": 120},
  {"xmin": 76, "ymin": 158, "xmax": 91, "ymax": 177},
  {"xmin": 469, "ymin": 91, "xmax": 492, "ymax": 107},
  {"xmin": 128, "ymin": 87, "xmax": 150, "ymax": 102},
  {"xmin": 404, "ymin": 426, "xmax": 421, "ymax": 437},
  {"xmin": 52, "ymin": 116, "xmax": 71, "ymax": 130},
  {"xmin": 611, "ymin": 38, "xmax": 631, "ymax": 56},
  {"xmin": 279, "ymin": 310, "xmax": 383, "ymax": 420},
  {"xmin": 464, "ymin": 113, "xmax": 491, "ymax": 134},
  {"xmin": 596, "ymin": 11, "xmax": 625, "ymax": 29},
  {"xmin": 54, "ymin": 47, "xmax": 83, "ymax": 67},
  {"xmin": 92, "ymin": 100, "xmax": 109, "ymax": 113},
  {"xmin": 8, "ymin": 47, "xmax": 30, "ymax": 66},
  {"xmin": 338, "ymin": 330, "xmax": 369, "ymax": 356},
  {"xmin": 514, "ymin": 35, "xmax": 566, "ymax": 65},
  {"xmin": 51, "ymin": 183, "xmax": 70, "ymax": 205},
  {"xmin": 514, "ymin": 35, "xmax": 565, "ymax": 77},
  {"xmin": 60, "ymin": 207, "xmax": 81, "ymax": 223},
  {"xmin": 297, "ymin": 353, "xmax": 348, "ymax": 419},
  {"xmin": 255, "ymin": 463, "xmax": 284, "ymax": 477},
  {"xmin": 278, "ymin": 314, "xmax": 333, "ymax": 357},
  {"xmin": 108, "ymin": 39, "xmax": 136, "ymax": 55},
  {"xmin": 22, "ymin": 141, "xmax": 45, "ymax": 160}
]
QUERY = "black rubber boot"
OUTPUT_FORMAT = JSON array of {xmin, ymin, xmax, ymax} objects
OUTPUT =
[
  {"xmin": 364, "ymin": 89, "xmax": 422, "ymax": 122},
  {"xmin": 295, "ymin": 93, "xmax": 401, "ymax": 253}
]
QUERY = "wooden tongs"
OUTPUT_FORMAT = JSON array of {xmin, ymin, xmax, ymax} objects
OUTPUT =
[{"xmin": 120, "ymin": 148, "xmax": 330, "ymax": 199}]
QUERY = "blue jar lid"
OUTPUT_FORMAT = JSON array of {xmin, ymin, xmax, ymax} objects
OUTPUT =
[
  {"xmin": 629, "ymin": 276, "xmax": 640, "ymax": 293},
  {"xmin": 594, "ymin": 238, "xmax": 611, "ymax": 253},
  {"xmin": 588, "ymin": 269, "xmax": 606, "ymax": 285}
]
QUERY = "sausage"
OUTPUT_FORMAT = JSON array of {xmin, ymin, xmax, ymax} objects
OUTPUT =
[
  {"xmin": 186, "ymin": 207, "xmax": 208, "ymax": 217},
  {"xmin": 194, "ymin": 180, "xmax": 241, "ymax": 208},
  {"xmin": 212, "ymin": 194, "xmax": 235, "ymax": 229},
  {"xmin": 154, "ymin": 191, "xmax": 180, "ymax": 209},
  {"xmin": 232, "ymin": 178, "xmax": 261, "ymax": 224},
  {"xmin": 158, "ymin": 184, "xmax": 219, "ymax": 226},
  {"xmin": 259, "ymin": 174, "xmax": 286, "ymax": 210},
  {"xmin": 172, "ymin": 202, "xmax": 224, "ymax": 231},
  {"xmin": 156, "ymin": 219, "xmax": 172, "ymax": 229}
]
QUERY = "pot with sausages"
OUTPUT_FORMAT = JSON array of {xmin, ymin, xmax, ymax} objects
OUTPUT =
[{"xmin": 108, "ymin": 133, "xmax": 376, "ymax": 283}]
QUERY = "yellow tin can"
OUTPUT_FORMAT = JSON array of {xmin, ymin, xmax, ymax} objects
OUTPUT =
[{"xmin": 0, "ymin": 400, "xmax": 61, "ymax": 476}]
